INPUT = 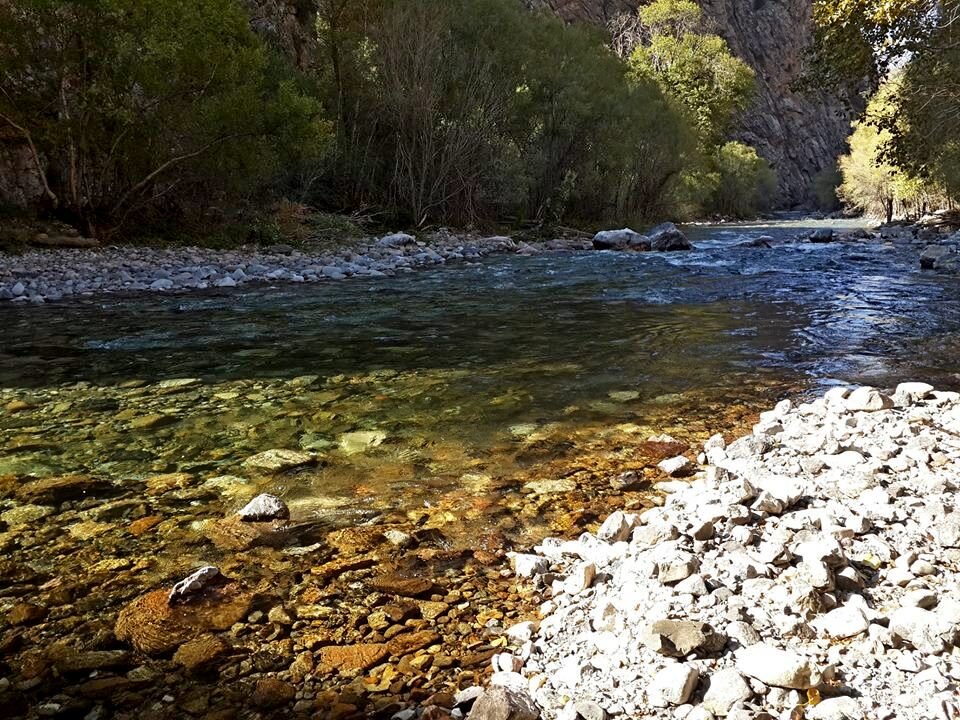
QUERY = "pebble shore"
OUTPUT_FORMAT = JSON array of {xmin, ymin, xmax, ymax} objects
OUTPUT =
[
  {"xmin": 0, "ymin": 232, "xmax": 591, "ymax": 303},
  {"xmin": 475, "ymin": 383, "xmax": 960, "ymax": 720}
]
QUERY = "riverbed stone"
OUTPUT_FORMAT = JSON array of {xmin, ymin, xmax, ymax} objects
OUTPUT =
[
  {"xmin": 369, "ymin": 575, "xmax": 435, "ymax": 597},
  {"xmin": 241, "ymin": 448, "xmax": 314, "ymax": 472},
  {"xmin": 648, "ymin": 222, "xmax": 692, "ymax": 251},
  {"xmin": 115, "ymin": 579, "xmax": 253, "ymax": 655},
  {"xmin": 889, "ymin": 607, "xmax": 958, "ymax": 654},
  {"xmin": 640, "ymin": 620, "xmax": 727, "ymax": 658},
  {"xmin": 592, "ymin": 229, "xmax": 649, "ymax": 251},
  {"xmin": 15, "ymin": 474, "xmax": 111, "ymax": 503},
  {"xmin": 648, "ymin": 663, "xmax": 699, "ymax": 707},
  {"xmin": 316, "ymin": 644, "xmax": 389, "ymax": 674},
  {"xmin": 736, "ymin": 644, "xmax": 822, "ymax": 689},
  {"xmin": 658, "ymin": 455, "xmax": 693, "ymax": 477},
  {"xmin": 237, "ymin": 493, "xmax": 289, "ymax": 521},
  {"xmin": 702, "ymin": 669, "xmax": 753, "ymax": 716},
  {"xmin": 466, "ymin": 686, "xmax": 538, "ymax": 720},
  {"xmin": 173, "ymin": 635, "xmax": 231, "ymax": 673},
  {"xmin": 845, "ymin": 386, "xmax": 893, "ymax": 412}
]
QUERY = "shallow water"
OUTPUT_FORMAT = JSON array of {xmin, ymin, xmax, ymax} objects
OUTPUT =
[
  {"xmin": 4, "ymin": 219, "xmax": 960, "ymax": 532},
  {"xmin": 5, "ymin": 219, "xmax": 960, "ymax": 716}
]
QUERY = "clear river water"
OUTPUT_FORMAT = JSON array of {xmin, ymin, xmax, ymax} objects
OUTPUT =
[
  {"xmin": 4, "ymin": 218, "xmax": 960, "ymax": 717},
  {"xmin": 3, "ymin": 219, "xmax": 960, "ymax": 534}
]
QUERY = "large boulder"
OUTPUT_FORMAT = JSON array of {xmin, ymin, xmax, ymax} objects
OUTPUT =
[
  {"xmin": 647, "ymin": 222, "xmax": 692, "ymax": 251},
  {"xmin": 592, "ymin": 228, "xmax": 650, "ymax": 251}
]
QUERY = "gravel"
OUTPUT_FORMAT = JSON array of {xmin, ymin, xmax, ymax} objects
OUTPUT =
[
  {"xmin": 481, "ymin": 382, "xmax": 960, "ymax": 720},
  {"xmin": 0, "ymin": 232, "xmax": 591, "ymax": 303}
]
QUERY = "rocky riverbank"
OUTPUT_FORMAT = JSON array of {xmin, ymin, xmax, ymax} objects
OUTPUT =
[
  {"xmin": 0, "ymin": 231, "xmax": 596, "ymax": 303},
  {"xmin": 0, "ymin": 219, "xmax": 878, "ymax": 304},
  {"xmin": 474, "ymin": 383, "xmax": 960, "ymax": 720},
  {"xmin": 0, "ymin": 358, "xmax": 777, "ymax": 720}
]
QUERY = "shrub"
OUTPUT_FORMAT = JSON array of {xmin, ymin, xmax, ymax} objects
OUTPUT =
[
  {"xmin": 708, "ymin": 142, "xmax": 777, "ymax": 218},
  {"xmin": 0, "ymin": 0, "xmax": 328, "ymax": 238}
]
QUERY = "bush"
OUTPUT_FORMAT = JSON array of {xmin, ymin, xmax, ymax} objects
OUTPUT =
[
  {"xmin": 708, "ymin": 142, "xmax": 777, "ymax": 218},
  {"xmin": 0, "ymin": 0, "xmax": 328, "ymax": 238}
]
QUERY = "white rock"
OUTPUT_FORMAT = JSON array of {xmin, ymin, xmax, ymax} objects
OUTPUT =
[
  {"xmin": 237, "ymin": 493, "xmax": 289, "ymax": 521},
  {"xmin": 845, "ymin": 386, "xmax": 893, "ymax": 412},
  {"xmin": 658, "ymin": 455, "xmax": 693, "ymax": 476},
  {"xmin": 934, "ymin": 513, "xmax": 960, "ymax": 548},
  {"xmin": 889, "ymin": 607, "xmax": 957, "ymax": 654},
  {"xmin": 813, "ymin": 606, "xmax": 869, "ymax": 639},
  {"xmin": 894, "ymin": 382, "xmax": 934, "ymax": 406},
  {"xmin": 657, "ymin": 552, "xmax": 699, "ymax": 584},
  {"xmin": 701, "ymin": 668, "xmax": 753, "ymax": 716},
  {"xmin": 597, "ymin": 511, "xmax": 637, "ymax": 543},
  {"xmin": 491, "ymin": 652, "xmax": 523, "ymax": 673},
  {"xmin": 647, "ymin": 663, "xmax": 699, "ymax": 707},
  {"xmin": 168, "ymin": 566, "xmax": 220, "ymax": 605},
  {"xmin": 509, "ymin": 553, "xmax": 549, "ymax": 578},
  {"xmin": 506, "ymin": 621, "xmax": 538, "ymax": 643},
  {"xmin": 562, "ymin": 562, "xmax": 596, "ymax": 595},
  {"xmin": 736, "ymin": 643, "xmax": 822, "ymax": 689},
  {"xmin": 806, "ymin": 696, "xmax": 865, "ymax": 719}
]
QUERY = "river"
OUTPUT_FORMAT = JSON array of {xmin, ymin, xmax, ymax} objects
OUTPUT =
[{"xmin": 2, "ymin": 218, "xmax": 959, "ymax": 717}]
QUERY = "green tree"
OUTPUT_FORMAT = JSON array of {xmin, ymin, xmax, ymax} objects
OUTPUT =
[
  {"xmin": 837, "ymin": 85, "xmax": 926, "ymax": 222},
  {"xmin": 880, "ymin": 11, "xmax": 960, "ymax": 200},
  {"xmin": 628, "ymin": 0, "xmax": 755, "ymax": 149},
  {"xmin": 812, "ymin": 0, "xmax": 960, "ymax": 208},
  {"xmin": 710, "ymin": 142, "xmax": 778, "ymax": 218},
  {"xmin": 0, "ymin": 0, "xmax": 327, "ymax": 237}
]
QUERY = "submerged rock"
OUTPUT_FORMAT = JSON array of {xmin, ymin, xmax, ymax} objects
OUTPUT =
[
  {"xmin": 241, "ymin": 448, "xmax": 314, "ymax": 472},
  {"xmin": 237, "ymin": 493, "xmax": 289, "ymax": 521},
  {"xmin": 15, "ymin": 474, "xmax": 112, "ymax": 503},
  {"xmin": 116, "ymin": 574, "xmax": 253, "ymax": 655}
]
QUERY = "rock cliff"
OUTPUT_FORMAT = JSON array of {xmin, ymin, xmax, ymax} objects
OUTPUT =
[{"xmin": 533, "ymin": 0, "xmax": 855, "ymax": 208}]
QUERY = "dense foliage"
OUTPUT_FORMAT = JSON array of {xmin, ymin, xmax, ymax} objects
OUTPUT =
[
  {"xmin": 627, "ymin": 0, "xmax": 775, "ymax": 218},
  {"xmin": 813, "ymin": 0, "xmax": 960, "ymax": 215},
  {"xmin": 0, "ymin": 0, "xmax": 327, "ymax": 238},
  {"xmin": 314, "ymin": 0, "xmax": 701, "ymax": 227},
  {"xmin": 0, "ymin": 0, "xmax": 783, "ymax": 236}
]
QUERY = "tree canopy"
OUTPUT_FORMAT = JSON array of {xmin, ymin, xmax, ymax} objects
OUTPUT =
[{"xmin": 813, "ymin": 0, "xmax": 960, "ymax": 213}]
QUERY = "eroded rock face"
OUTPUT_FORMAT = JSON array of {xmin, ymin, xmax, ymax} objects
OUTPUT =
[{"xmin": 530, "ymin": 0, "xmax": 857, "ymax": 207}]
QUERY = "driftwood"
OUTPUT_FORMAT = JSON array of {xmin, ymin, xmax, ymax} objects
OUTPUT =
[{"xmin": 29, "ymin": 234, "xmax": 99, "ymax": 248}]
